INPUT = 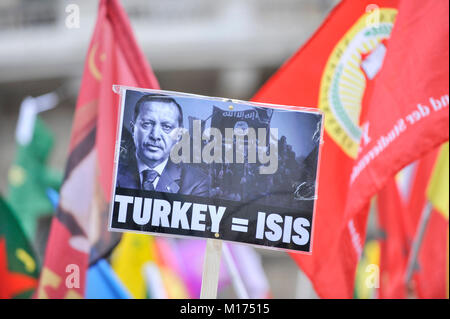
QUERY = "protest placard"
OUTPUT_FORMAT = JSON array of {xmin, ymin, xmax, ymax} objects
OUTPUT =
[{"xmin": 109, "ymin": 86, "xmax": 323, "ymax": 254}]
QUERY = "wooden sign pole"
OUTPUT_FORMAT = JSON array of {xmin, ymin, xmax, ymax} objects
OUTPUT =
[{"xmin": 200, "ymin": 239, "xmax": 223, "ymax": 299}]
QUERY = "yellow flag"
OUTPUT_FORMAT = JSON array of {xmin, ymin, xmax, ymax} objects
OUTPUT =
[
  {"xmin": 110, "ymin": 233, "xmax": 157, "ymax": 298},
  {"xmin": 354, "ymin": 240, "xmax": 380, "ymax": 299},
  {"xmin": 427, "ymin": 142, "xmax": 449, "ymax": 219}
]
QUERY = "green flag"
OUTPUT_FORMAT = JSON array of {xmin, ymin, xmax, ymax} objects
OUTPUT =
[
  {"xmin": 7, "ymin": 116, "xmax": 62, "ymax": 242},
  {"xmin": 0, "ymin": 196, "xmax": 39, "ymax": 298}
]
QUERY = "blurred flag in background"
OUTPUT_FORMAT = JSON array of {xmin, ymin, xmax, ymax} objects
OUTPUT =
[
  {"xmin": 253, "ymin": 0, "xmax": 400, "ymax": 298},
  {"xmin": 86, "ymin": 259, "xmax": 132, "ymax": 299},
  {"xmin": 412, "ymin": 142, "xmax": 449, "ymax": 298},
  {"xmin": 151, "ymin": 237, "xmax": 191, "ymax": 299},
  {"xmin": 377, "ymin": 179, "xmax": 409, "ymax": 298},
  {"xmin": 110, "ymin": 233, "xmax": 158, "ymax": 299},
  {"xmin": 7, "ymin": 115, "xmax": 62, "ymax": 247},
  {"xmin": 0, "ymin": 197, "xmax": 39, "ymax": 299},
  {"xmin": 426, "ymin": 143, "xmax": 449, "ymax": 221},
  {"xmin": 36, "ymin": 0, "xmax": 159, "ymax": 298},
  {"xmin": 354, "ymin": 240, "xmax": 380, "ymax": 299},
  {"xmin": 253, "ymin": 0, "xmax": 448, "ymax": 298}
]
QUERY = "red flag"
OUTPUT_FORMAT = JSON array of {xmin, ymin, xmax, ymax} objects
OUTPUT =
[
  {"xmin": 36, "ymin": 0, "xmax": 159, "ymax": 298},
  {"xmin": 407, "ymin": 145, "xmax": 448, "ymax": 298},
  {"xmin": 413, "ymin": 209, "xmax": 449, "ymax": 298},
  {"xmin": 340, "ymin": 0, "xmax": 448, "ymax": 299},
  {"xmin": 253, "ymin": 0, "xmax": 400, "ymax": 297},
  {"xmin": 345, "ymin": 0, "xmax": 449, "ymax": 239},
  {"xmin": 377, "ymin": 145, "xmax": 448, "ymax": 299},
  {"xmin": 406, "ymin": 151, "xmax": 439, "ymax": 238},
  {"xmin": 376, "ymin": 179, "xmax": 409, "ymax": 298}
]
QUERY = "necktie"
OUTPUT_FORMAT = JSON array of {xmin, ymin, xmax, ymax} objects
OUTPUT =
[{"xmin": 142, "ymin": 169, "xmax": 159, "ymax": 191}]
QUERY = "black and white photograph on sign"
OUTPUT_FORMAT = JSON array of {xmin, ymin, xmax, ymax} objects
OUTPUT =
[{"xmin": 109, "ymin": 88, "xmax": 323, "ymax": 252}]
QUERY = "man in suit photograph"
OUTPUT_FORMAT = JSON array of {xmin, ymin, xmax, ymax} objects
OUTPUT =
[{"xmin": 116, "ymin": 94, "xmax": 210, "ymax": 197}]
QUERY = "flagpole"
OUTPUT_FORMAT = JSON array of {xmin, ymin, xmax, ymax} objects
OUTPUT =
[
  {"xmin": 200, "ymin": 239, "xmax": 223, "ymax": 299},
  {"xmin": 405, "ymin": 201, "xmax": 433, "ymax": 285},
  {"xmin": 222, "ymin": 243, "xmax": 249, "ymax": 299}
]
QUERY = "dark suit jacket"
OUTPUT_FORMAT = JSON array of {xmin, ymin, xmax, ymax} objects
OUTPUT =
[{"xmin": 116, "ymin": 154, "xmax": 210, "ymax": 197}]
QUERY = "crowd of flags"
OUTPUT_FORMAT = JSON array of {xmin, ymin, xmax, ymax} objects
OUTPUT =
[
  {"xmin": 253, "ymin": 0, "xmax": 448, "ymax": 298},
  {"xmin": 0, "ymin": 0, "xmax": 448, "ymax": 299}
]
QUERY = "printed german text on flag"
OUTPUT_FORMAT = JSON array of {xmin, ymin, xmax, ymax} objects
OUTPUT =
[{"xmin": 253, "ymin": 0, "xmax": 448, "ymax": 298}]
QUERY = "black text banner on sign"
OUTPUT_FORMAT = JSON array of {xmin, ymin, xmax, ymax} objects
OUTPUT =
[
  {"xmin": 111, "ymin": 188, "xmax": 314, "ymax": 251},
  {"xmin": 109, "ymin": 86, "xmax": 323, "ymax": 253}
]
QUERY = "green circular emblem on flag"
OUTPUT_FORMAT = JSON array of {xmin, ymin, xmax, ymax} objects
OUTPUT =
[{"xmin": 319, "ymin": 8, "xmax": 397, "ymax": 158}]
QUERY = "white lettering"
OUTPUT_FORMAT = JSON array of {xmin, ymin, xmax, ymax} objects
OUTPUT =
[
  {"xmin": 208, "ymin": 205, "xmax": 226, "ymax": 233},
  {"xmin": 292, "ymin": 217, "xmax": 310, "ymax": 246},
  {"xmin": 191, "ymin": 204, "xmax": 207, "ymax": 231},
  {"xmin": 133, "ymin": 197, "xmax": 152, "ymax": 225},
  {"xmin": 151, "ymin": 199, "xmax": 171, "ymax": 227},
  {"xmin": 115, "ymin": 195, "xmax": 133, "ymax": 223},
  {"xmin": 170, "ymin": 201, "xmax": 191, "ymax": 230},
  {"xmin": 265, "ymin": 213, "xmax": 283, "ymax": 242}
]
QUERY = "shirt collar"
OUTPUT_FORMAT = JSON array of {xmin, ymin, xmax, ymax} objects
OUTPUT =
[{"xmin": 136, "ymin": 155, "xmax": 168, "ymax": 177}]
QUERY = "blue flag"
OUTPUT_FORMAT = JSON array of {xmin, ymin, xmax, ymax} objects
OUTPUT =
[{"xmin": 86, "ymin": 259, "xmax": 132, "ymax": 299}]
